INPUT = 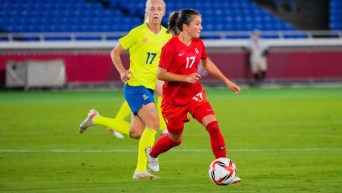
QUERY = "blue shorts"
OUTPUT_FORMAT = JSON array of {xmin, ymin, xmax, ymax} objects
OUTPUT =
[{"xmin": 124, "ymin": 84, "xmax": 155, "ymax": 115}]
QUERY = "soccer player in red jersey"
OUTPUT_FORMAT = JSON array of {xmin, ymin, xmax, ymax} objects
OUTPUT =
[{"xmin": 146, "ymin": 9, "xmax": 241, "ymax": 183}]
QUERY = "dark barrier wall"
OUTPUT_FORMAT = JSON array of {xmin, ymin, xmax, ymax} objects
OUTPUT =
[
  {"xmin": 267, "ymin": 51, "xmax": 342, "ymax": 79},
  {"xmin": 0, "ymin": 49, "xmax": 342, "ymax": 86}
]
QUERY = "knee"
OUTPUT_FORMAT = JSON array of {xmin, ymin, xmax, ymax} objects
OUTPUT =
[
  {"xmin": 129, "ymin": 126, "xmax": 144, "ymax": 139},
  {"xmin": 129, "ymin": 131, "xmax": 141, "ymax": 139},
  {"xmin": 151, "ymin": 119, "xmax": 160, "ymax": 131},
  {"xmin": 174, "ymin": 139, "xmax": 182, "ymax": 146},
  {"xmin": 169, "ymin": 136, "xmax": 182, "ymax": 147},
  {"xmin": 146, "ymin": 118, "xmax": 160, "ymax": 131},
  {"xmin": 206, "ymin": 121, "xmax": 220, "ymax": 133}
]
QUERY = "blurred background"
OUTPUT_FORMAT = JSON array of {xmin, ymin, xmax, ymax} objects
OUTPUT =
[{"xmin": 0, "ymin": 0, "xmax": 341, "ymax": 90}]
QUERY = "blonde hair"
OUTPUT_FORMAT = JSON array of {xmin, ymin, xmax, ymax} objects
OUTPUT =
[{"xmin": 144, "ymin": 0, "xmax": 166, "ymax": 23}]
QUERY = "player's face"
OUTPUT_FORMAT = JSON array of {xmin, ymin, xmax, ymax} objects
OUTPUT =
[
  {"xmin": 186, "ymin": 15, "xmax": 202, "ymax": 38},
  {"xmin": 146, "ymin": 0, "xmax": 165, "ymax": 24}
]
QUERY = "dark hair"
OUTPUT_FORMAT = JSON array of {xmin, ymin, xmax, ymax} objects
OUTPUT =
[
  {"xmin": 167, "ymin": 12, "xmax": 179, "ymax": 35},
  {"xmin": 167, "ymin": 9, "xmax": 200, "ymax": 35}
]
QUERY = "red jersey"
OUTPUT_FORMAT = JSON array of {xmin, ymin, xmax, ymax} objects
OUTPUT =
[{"xmin": 159, "ymin": 35, "xmax": 208, "ymax": 105}]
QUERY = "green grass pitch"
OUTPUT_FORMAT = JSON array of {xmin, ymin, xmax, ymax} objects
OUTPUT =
[{"xmin": 0, "ymin": 87, "xmax": 341, "ymax": 193}]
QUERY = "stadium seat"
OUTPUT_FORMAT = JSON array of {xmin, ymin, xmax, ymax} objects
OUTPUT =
[
  {"xmin": 330, "ymin": 0, "xmax": 342, "ymax": 30},
  {"xmin": 0, "ymin": 0, "xmax": 301, "ymax": 39}
]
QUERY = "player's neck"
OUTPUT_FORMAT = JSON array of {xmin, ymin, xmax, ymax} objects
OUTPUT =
[
  {"xmin": 146, "ymin": 23, "xmax": 161, "ymax": 34},
  {"xmin": 178, "ymin": 33, "xmax": 192, "ymax": 46}
]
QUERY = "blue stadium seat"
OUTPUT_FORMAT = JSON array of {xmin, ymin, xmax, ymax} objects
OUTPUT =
[
  {"xmin": 0, "ymin": 0, "xmax": 302, "ymax": 39},
  {"xmin": 330, "ymin": 0, "xmax": 342, "ymax": 30}
]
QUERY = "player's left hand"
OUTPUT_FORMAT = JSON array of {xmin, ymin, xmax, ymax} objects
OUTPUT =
[{"xmin": 226, "ymin": 81, "xmax": 240, "ymax": 94}]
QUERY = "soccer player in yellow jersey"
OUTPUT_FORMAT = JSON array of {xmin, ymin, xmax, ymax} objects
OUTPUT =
[{"xmin": 79, "ymin": 0, "xmax": 171, "ymax": 179}]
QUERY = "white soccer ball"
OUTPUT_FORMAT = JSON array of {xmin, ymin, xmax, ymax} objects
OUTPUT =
[{"xmin": 208, "ymin": 157, "xmax": 237, "ymax": 186}]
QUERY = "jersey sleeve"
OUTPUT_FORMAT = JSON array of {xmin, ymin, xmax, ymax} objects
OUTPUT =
[
  {"xmin": 200, "ymin": 40, "xmax": 208, "ymax": 60},
  {"xmin": 159, "ymin": 42, "xmax": 174, "ymax": 70},
  {"xmin": 118, "ymin": 28, "xmax": 137, "ymax": 50}
]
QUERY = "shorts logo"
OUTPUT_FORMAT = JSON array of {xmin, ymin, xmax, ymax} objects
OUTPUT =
[{"xmin": 142, "ymin": 94, "xmax": 149, "ymax": 100}]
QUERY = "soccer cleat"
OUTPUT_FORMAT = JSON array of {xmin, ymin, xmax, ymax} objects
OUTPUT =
[
  {"xmin": 79, "ymin": 109, "xmax": 99, "ymax": 134},
  {"xmin": 109, "ymin": 129, "xmax": 125, "ymax": 139},
  {"xmin": 231, "ymin": 176, "xmax": 241, "ymax": 184},
  {"xmin": 159, "ymin": 129, "xmax": 168, "ymax": 136},
  {"xmin": 145, "ymin": 147, "xmax": 159, "ymax": 172},
  {"xmin": 132, "ymin": 170, "xmax": 159, "ymax": 179}
]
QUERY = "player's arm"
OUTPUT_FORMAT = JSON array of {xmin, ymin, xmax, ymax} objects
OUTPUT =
[
  {"xmin": 111, "ymin": 44, "xmax": 131, "ymax": 82},
  {"xmin": 157, "ymin": 67, "xmax": 201, "ymax": 84},
  {"xmin": 201, "ymin": 58, "xmax": 240, "ymax": 94}
]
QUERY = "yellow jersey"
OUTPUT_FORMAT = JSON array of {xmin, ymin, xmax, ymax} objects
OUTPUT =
[{"xmin": 119, "ymin": 23, "xmax": 172, "ymax": 90}]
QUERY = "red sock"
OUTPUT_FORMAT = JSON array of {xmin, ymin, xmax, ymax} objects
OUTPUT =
[
  {"xmin": 206, "ymin": 121, "xmax": 226, "ymax": 158},
  {"xmin": 150, "ymin": 135, "xmax": 182, "ymax": 158}
]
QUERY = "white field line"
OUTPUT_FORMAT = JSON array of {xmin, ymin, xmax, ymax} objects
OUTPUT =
[{"xmin": 0, "ymin": 148, "xmax": 341, "ymax": 153}]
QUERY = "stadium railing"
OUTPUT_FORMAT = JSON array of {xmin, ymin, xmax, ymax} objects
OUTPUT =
[{"xmin": 0, "ymin": 30, "xmax": 342, "ymax": 50}]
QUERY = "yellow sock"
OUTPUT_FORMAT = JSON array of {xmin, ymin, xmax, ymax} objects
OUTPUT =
[
  {"xmin": 115, "ymin": 101, "xmax": 131, "ymax": 120},
  {"xmin": 93, "ymin": 116, "xmax": 130, "ymax": 135},
  {"xmin": 157, "ymin": 96, "xmax": 167, "ymax": 132},
  {"xmin": 136, "ymin": 128, "xmax": 157, "ymax": 172}
]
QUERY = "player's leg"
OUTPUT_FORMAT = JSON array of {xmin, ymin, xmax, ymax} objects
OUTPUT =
[
  {"xmin": 259, "ymin": 57, "xmax": 267, "ymax": 80},
  {"xmin": 192, "ymin": 96, "xmax": 241, "ymax": 184},
  {"xmin": 125, "ymin": 84, "xmax": 159, "ymax": 179},
  {"xmin": 156, "ymin": 95, "xmax": 168, "ymax": 136},
  {"xmin": 128, "ymin": 112, "xmax": 145, "ymax": 139},
  {"xmin": 94, "ymin": 115, "xmax": 130, "ymax": 135},
  {"xmin": 202, "ymin": 115, "xmax": 226, "ymax": 159},
  {"xmin": 135, "ymin": 102, "xmax": 159, "ymax": 173},
  {"xmin": 130, "ymin": 112, "xmax": 159, "ymax": 179},
  {"xmin": 155, "ymin": 80, "xmax": 168, "ymax": 136},
  {"xmin": 109, "ymin": 101, "xmax": 131, "ymax": 138},
  {"xmin": 147, "ymin": 102, "xmax": 187, "ymax": 171},
  {"xmin": 114, "ymin": 100, "xmax": 131, "ymax": 120},
  {"xmin": 148, "ymin": 130, "xmax": 183, "ymax": 157},
  {"xmin": 189, "ymin": 92, "xmax": 226, "ymax": 159},
  {"xmin": 251, "ymin": 60, "xmax": 260, "ymax": 81},
  {"xmin": 79, "ymin": 109, "xmax": 130, "ymax": 135}
]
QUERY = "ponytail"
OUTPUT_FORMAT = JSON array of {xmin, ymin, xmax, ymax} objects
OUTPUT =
[
  {"xmin": 167, "ymin": 12, "xmax": 179, "ymax": 35},
  {"xmin": 167, "ymin": 9, "xmax": 200, "ymax": 35}
]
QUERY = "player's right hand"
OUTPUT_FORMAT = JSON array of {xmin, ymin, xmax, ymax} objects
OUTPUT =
[
  {"xmin": 185, "ymin": 73, "xmax": 201, "ymax": 83},
  {"xmin": 120, "ymin": 70, "xmax": 132, "ymax": 82}
]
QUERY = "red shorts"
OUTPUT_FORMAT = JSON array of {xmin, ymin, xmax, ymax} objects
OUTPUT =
[{"xmin": 161, "ymin": 90, "xmax": 215, "ymax": 135}]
